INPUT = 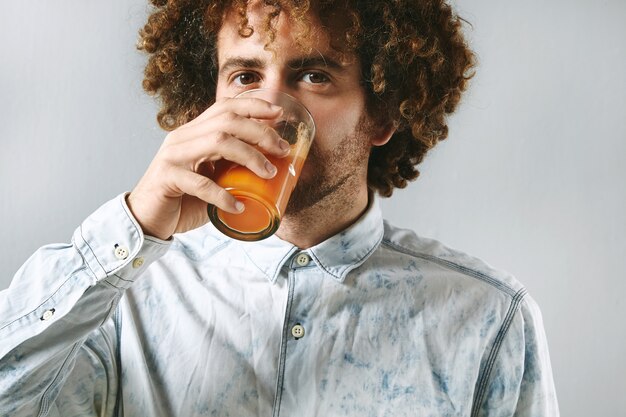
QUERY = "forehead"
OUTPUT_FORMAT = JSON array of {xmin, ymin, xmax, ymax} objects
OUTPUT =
[{"xmin": 216, "ymin": 2, "xmax": 351, "ymax": 66}]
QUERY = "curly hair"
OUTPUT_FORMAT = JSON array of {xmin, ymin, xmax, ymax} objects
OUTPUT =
[{"xmin": 138, "ymin": 0, "xmax": 475, "ymax": 197}]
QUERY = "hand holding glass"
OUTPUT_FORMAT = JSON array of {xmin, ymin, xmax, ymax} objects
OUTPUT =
[{"xmin": 207, "ymin": 89, "xmax": 315, "ymax": 241}]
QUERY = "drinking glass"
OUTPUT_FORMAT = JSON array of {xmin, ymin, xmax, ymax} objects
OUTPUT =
[{"xmin": 207, "ymin": 89, "xmax": 316, "ymax": 241}]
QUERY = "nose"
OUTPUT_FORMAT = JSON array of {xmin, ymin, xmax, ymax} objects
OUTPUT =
[
  {"xmin": 263, "ymin": 86, "xmax": 297, "ymax": 101},
  {"xmin": 260, "ymin": 76, "xmax": 300, "ymax": 101}
]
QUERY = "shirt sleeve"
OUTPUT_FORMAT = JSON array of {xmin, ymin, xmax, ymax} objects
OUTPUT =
[
  {"xmin": 474, "ymin": 294, "xmax": 560, "ymax": 417},
  {"xmin": 0, "ymin": 193, "xmax": 171, "ymax": 417}
]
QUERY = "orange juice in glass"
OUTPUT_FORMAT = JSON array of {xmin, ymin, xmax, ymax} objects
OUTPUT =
[{"xmin": 207, "ymin": 89, "xmax": 315, "ymax": 241}]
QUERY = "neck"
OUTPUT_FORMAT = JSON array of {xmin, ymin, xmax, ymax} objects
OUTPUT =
[{"xmin": 276, "ymin": 183, "xmax": 370, "ymax": 249}]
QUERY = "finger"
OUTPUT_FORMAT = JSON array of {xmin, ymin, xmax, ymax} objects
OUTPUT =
[
  {"xmin": 179, "ymin": 112, "xmax": 291, "ymax": 156},
  {"xmin": 171, "ymin": 167, "xmax": 245, "ymax": 214},
  {"xmin": 169, "ymin": 132, "xmax": 278, "ymax": 179},
  {"xmin": 186, "ymin": 97, "xmax": 283, "ymax": 129}
]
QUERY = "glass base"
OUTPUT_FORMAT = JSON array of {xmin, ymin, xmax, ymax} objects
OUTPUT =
[{"xmin": 207, "ymin": 193, "xmax": 280, "ymax": 241}]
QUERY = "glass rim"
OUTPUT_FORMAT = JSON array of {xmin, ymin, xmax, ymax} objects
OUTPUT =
[{"xmin": 234, "ymin": 88, "xmax": 316, "ymax": 140}]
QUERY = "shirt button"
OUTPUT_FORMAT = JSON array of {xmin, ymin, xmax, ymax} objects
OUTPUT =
[
  {"xmin": 40, "ymin": 308, "xmax": 55, "ymax": 321},
  {"xmin": 114, "ymin": 244, "xmax": 129, "ymax": 260},
  {"xmin": 295, "ymin": 253, "xmax": 310, "ymax": 267},
  {"xmin": 291, "ymin": 323, "xmax": 305, "ymax": 339},
  {"xmin": 132, "ymin": 257, "xmax": 145, "ymax": 268}
]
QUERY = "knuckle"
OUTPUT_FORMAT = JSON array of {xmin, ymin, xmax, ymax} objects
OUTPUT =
[
  {"xmin": 161, "ymin": 143, "xmax": 182, "ymax": 164},
  {"xmin": 215, "ymin": 187, "xmax": 232, "ymax": 204},
  {"xmin": 215, "ymin": 96, "xmax": 230, "ymax": 106},
  {"xmin": 261, "ymin": 124, "xmax": 274, "ymax": 138},
  {"xmin": 213, "ymin": 131, "xmax": 230, "ymax": 145},
  {"xmin": 193, "ymin": 175, "xmax": 211, "ymax": 190},
  {"xmin": 221, "ymin": 111, "xmax": 238, "ymax": 123},
  {"xmin": 163, "ymin": 131, "xmax": 178, "ymax": 144}
]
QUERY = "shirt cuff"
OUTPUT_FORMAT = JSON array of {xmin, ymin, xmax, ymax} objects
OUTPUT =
[{"xmin": 72, "ymin": 193, "xmax": 171, "ymax": 288}]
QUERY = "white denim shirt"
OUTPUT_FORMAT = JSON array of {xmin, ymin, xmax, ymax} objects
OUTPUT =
[{"xmin": 0, "ymin": 194, "xmax": 559, "ymax": 416}]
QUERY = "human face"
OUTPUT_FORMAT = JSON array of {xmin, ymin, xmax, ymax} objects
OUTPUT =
[{"xmin": 215, "ymin": 3, "xmax": 375, "ymax": 215}]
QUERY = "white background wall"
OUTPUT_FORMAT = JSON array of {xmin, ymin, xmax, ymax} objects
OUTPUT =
[{"xmin": 1, "ymin": 1, "xmax": 625, "ymax": 415}]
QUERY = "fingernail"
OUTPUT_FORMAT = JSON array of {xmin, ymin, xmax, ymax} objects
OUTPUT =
[
  {"xmin": 265, "ymin": 161, "xmax": 277, "ymax": 176},
  {"xmin": 235, "ymin": 201, "xmax": 245, "ymax": 212},
  {"xmin": 270, "ymin": 104, "xmax": 283, "ymax": 112},
  {"xmin": 279, "ymin": 140, "xmax": 290, "ymax": 152}
]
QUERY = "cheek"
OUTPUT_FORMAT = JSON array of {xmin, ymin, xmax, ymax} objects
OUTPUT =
[{"xmin": 307, "ymin": 99, "xmax": 366, "ymax": 149}]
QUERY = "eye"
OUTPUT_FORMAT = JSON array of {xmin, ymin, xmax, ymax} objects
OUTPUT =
[
  {"xmin": 301, "ymin": 72, "xmax": 329, "ymax": 84},
  {"xmin": 233, "ymin": 72, "xmax": 259, "ymax": 86}
]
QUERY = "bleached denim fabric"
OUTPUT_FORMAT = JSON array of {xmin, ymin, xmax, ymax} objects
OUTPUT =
[{"xmin": 0, "ymin": 194, "xmax": 559, "ymax": 416}]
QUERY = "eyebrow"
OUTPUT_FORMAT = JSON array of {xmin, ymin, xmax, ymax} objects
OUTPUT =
[
  {"xmin": 219, "ymin": 57, "xmax": 265, "ymax": 77},
  {"xmin": 218, "ymin": 55, "xmax": 346, "ymax": 77}
]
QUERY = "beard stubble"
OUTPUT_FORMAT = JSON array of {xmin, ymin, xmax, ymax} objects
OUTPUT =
[{"xmin": 284, "ymin": 115, "xmax": 373, "ymax": 217}]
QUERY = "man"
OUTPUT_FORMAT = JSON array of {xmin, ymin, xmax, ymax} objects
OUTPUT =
[{"xmin": 0, "ymin": 0, "xmax": 559, "ymax": 416}]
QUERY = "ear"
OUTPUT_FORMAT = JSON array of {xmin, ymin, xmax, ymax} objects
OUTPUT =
[{"xmin": 370, "ymin": 122, "xmax": 397, "ymax": 147}]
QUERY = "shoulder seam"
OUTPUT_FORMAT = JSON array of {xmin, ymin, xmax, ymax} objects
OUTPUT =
[
  {"xmin": 470, "ymin": 287, "xmax": 528, "ymax": 417},
  {"xmin": 381, "ymin": 239, "xmax": 519, "ymax": 298}
]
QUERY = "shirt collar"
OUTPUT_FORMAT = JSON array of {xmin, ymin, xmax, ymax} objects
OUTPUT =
[{"xmin": 238, "ymin": 195, "xmax": 384, "ymax": 284}]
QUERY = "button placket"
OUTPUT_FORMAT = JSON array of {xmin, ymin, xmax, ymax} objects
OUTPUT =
[
  {"xmin": 40, "ymin": 308, "xmax": 56, "ymax": 321},
  {"xmin": 291, "ymin": 323, "xmax": 305, "ymax": 339},
  {"xmin": 295, "ymin": 253, "xmax": 310, "ymax": 267}
]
